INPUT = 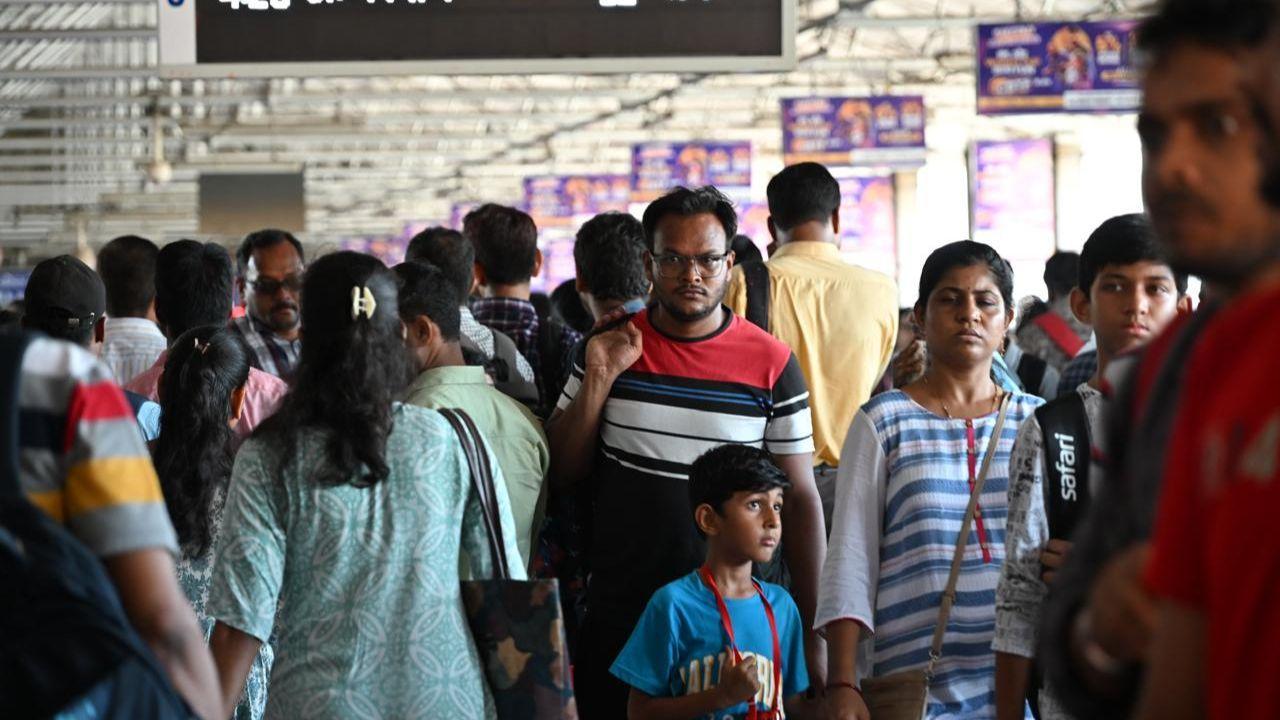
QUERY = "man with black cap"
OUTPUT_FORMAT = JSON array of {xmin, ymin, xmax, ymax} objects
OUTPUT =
[
  {"xmin": 21, "ymin": 255, "xmax": 106, "ymax": 350},
  {"xmin": 21, "ymin": 255, "xmax": 161, "ymax": 441}
]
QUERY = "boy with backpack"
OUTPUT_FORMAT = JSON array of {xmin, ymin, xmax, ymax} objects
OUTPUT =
[
  {"xmin": 609, "ymin": 445, "xmax": 811, "ymax": 720},
  {"xmin": 993, "ymin": 214, "xmax": 1190, "ymax": 719}
]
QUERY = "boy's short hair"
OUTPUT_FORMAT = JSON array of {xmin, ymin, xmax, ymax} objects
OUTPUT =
[
  {"xmin": 463, "ymin": 204, "xmax": 539, "ymax": 286},
  {"xmin": 574, "ymin": 212, "xmax": 649, "ymax": 303},
  {"xmin": 1078, "ymin": 214, "xmax": 1188, "ymax": 295},
  {"xmin": 405, "ymin": 226, "xmax": 474, "ymax": 306},
  {"xmin": 688, "ymin": 445, "xmax": 791, "ymax": 533},
  {"xmin": 393, "ymin": 260, "xmax": 462, "ymax": 342}
]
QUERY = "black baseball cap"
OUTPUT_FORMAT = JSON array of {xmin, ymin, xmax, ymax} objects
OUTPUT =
[{"xmin": 23, "ymin": 255, "xmax": 106, "ymax": 331}]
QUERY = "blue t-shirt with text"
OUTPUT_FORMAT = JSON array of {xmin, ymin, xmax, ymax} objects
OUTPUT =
[{"xmin": 610, "ymin": 571, "xmax": 809, "ymax": 719}]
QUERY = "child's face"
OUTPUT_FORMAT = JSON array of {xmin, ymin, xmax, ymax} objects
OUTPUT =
[
  {"xmin": 1075, "ymin": 261, "xmax": 1185, "ymax": 358},
  {"xmin": 704, "ymin": 488, "xmax": 785, "ymax": 565}
]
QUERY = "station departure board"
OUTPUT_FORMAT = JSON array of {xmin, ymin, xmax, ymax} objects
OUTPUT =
[{"xmin": 158, "ymin": 0, "xmax": 795, "ymax": 77}]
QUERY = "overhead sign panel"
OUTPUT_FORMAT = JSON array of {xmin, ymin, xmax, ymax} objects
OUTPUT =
[
  {"xmin": 976, "ymin": 20, "xmax": 1142, "ymax": 115},
  {"xmin": 523, "ymin": 175, "xmax": 631, "ymax": 229},
  {"xmin": 158, "ymin": 0, "xmax": 795, "ymax": 77},
  {"xmin": 781, "ymin": 96, "xmax": 926, "ymax": 168},
  {"xmin": 630, "ymin": 142, "xmax": 752, "ymax": 203}
]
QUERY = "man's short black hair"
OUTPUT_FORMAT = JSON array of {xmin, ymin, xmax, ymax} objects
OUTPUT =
[
  {"xmin": 406, "ymin": 227, "xmax": 475, "ymax": 305},
  {"xmin": 573, "ymin": 212, "xmax": 649, "ymax": 303},
  {"xmin": 641, "ymin": 186, "xmax": 738, "ymax": 252},
  {"xmin": 155, "ymin": 240, "xmax": 233, "ymax": 340},
  {"xmin": 766, "ymin": 162, "xmax": 841, "ymax": 232},
  {"xmin": 463, "ymin": 204, "xmax": 539, "ymax": 286},
  {"xmin": 236, "ymin": 229, "xmax": 305, "ymax": 276},
  {"xmin": 1138, "ymin": 0, "xmax": 1279, "ymax": 59},
  {"xmin": 1078, "ymin": 214, "xmax": 1189, "ymax": 295},
  {"xmin": 1044, "ymin": 252, "xmax": 1080, "ymax": 299},
  {"xmin": 393, "ymin": 260, "xmax": 462, "ymax": 342},
  {"xmin": 97, "ymin": 235, "xmax": 158, "ymax": 318},
  {"xmin": 688, "ymin": 445, "xmax": 791, "ymax": 536}
]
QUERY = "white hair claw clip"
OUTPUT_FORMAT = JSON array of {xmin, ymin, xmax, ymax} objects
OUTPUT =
[{"xmin": 351, "ymin": 285, "xmax": 377, "ymax": 320}]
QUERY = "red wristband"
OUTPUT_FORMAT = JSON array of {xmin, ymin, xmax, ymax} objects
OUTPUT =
[{"xmin": 826, "ymin": 681, "xmax": 862, "ymax": 697}]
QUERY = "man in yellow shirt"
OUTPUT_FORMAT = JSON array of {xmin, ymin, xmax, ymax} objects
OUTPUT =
[{"xmin": 726, "ymin": 162, "xmax": 899, "ymax": 528}]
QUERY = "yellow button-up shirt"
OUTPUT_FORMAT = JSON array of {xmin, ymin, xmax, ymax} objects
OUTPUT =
[{"xmin": 726, "ymin": 241, "xmax": 899, "ymax": 466}]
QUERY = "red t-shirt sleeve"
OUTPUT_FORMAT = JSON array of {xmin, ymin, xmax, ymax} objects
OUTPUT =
[{"xmin": 1144, "ymin": 336, "xmax": 1215, "ymax": 608}]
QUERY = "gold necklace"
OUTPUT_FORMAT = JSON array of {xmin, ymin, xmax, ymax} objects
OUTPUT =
[{"xmin": 924, "ymin": 373, "xmax": 1001, "ymax": 420}]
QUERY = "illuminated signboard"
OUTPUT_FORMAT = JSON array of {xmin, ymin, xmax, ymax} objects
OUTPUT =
[{"xmin": 158, "ymin": 0, "xmax": 795, "ymax": 77}]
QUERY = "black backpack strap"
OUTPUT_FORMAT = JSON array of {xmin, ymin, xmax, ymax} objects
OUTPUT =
[
  {"xmin": 0, "ymin": 330, "xmax": 31, "ymax": 497},
  {"xmin": 1037, "ymin": 392, "xmax": 1093, "ymax": 539},
  {"xmin": 1016, "ymin": 353, "xmax": 1048, "ymax": 397},
  {"xmin": 742, "ymin": 261, "xmax": 770, "ymax": 333},
  {"xmin": 537, "ymin": 318, "xmax": 570, "ymax": 417}
]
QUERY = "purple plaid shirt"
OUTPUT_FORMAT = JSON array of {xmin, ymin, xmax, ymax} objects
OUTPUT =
[{"xmin": 471, "ymin": 297, "xmax": 581, "ymax": 377}]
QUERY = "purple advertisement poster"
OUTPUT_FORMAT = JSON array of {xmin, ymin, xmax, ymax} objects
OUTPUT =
[
  {"xmin": 524, "ymin": 174, "xmax": 632, "ymax": 229},
  {"xmin": 971, "ymin": 139, "xmax": 1057, "ymax": 266},
  {"xmin": 631, "ymin": 142, "xmax": 752, "ymax": 202},
  {"xmin": 837, "ymin": 175, "xmax": 897, "ymax": 276},
  {"xmin": 781, "ymin": 96, "xmax": 926, "ymax": 167},
  {"xmin": 977, "ymin": 21, "xmax": 1141, "ymax": 115},
  {"xmin": 338, "ymin": 236, "xmax": 408, "ymax": 267}
]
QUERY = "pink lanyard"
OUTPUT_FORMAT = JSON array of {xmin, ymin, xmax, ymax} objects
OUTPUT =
[
  {"xmin": 699, "ymin": 566, "xmax": 783, "ymax": 720},
  {"xmin": 965, "ymin": 420, "xmax": 992, "ymax": 564}
]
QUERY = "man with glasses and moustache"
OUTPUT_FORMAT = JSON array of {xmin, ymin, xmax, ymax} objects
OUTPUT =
[
  {"xmin": 232, "ymin": 229, "xmax": 305, "ymax": 383},
  {"xmin": 547, "ymin": 186, "xmax": 826, "ymax": 719}
]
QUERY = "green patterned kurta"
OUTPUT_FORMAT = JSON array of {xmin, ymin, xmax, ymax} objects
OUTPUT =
[
  {"xmin": 208, "ymin": 403, "xmax": 523, "ymax": 720},
  {"xmin": 174, "ymin": 486, "xmax": 272, "ymax": 720}
]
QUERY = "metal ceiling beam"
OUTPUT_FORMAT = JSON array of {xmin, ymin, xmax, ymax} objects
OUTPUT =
[{"xmin": 0, "ymin": 28, "xmax": 155, "ymax": 41}]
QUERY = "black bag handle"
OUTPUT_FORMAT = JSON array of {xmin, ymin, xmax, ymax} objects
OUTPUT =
[
  {"xmin": 439, "ymin": 408, "xmax": 511, "ymax": 580},
  {"xmin": 742, "ymin": 261, "xmax": 770, "ymax": 333}
]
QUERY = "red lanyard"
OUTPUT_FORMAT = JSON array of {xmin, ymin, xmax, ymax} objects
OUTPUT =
[
  {"xmin": 699, "ymin": 566, "xmax": 783, "ymax": 720},
  {"xmin": 965, "ymin": 420, "xmax": 992, "ymax": 564}
]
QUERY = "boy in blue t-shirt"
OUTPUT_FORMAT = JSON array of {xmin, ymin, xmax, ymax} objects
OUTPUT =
[{"xmin": 610, "ymin": 445, "xmax": 811, "ymax": 719}]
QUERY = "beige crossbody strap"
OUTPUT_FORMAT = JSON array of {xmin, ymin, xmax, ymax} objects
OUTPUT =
[{"xmin": 924, "ymin": 392, "xmax": 1012, "ymax": 678}]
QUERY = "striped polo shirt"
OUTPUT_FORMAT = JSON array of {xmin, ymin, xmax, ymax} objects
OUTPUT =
[
  {"xmin": 18, "ymin": 336, "xmax": 177, "ymax": 558},
  {"xmin": 558, "ymin": 306, "xmax": 814, "ymax": 621},
  {"xmin": 817, "ymin": 389, "xmax": 1042, "ymax": 719}
]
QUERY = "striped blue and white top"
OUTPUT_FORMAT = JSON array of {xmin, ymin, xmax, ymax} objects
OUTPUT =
[{"xmin": 816, "ymin": 389, "xmax": 1043, "ymax": 720}]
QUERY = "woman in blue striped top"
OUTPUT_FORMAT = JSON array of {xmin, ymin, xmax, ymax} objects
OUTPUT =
[{"xmin": 819, "ymin": 241, "xmax": 1044, "ymax": 720}]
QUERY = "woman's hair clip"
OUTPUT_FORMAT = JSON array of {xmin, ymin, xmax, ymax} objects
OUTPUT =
[
  {"xmin": 351, "ymin": 285, "xmax": 378, "ymax": 320},
  {"xmin": 193, "ymin": 337, "xmax": 211, "ymax": 355}
]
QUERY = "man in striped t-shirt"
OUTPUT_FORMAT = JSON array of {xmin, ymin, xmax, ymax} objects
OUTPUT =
[
  {"xmin": 15, "ymin": 335, "xmax": 220, "ymax": 718},
  {"xmin": 548, "ymin": 186, "xmax": 826, "ymax": 719}
]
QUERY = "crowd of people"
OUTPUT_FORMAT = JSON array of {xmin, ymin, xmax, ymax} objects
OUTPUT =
[{"xmin": 5, "ymin": 0, "xmax": 1280, "ymax": 718}]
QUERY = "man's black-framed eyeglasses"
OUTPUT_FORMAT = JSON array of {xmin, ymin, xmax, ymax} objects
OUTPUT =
[
  {"xmin": 249, "ymin": 275, "xmax": 303, "ymax": 296},
  {"xmin": 651, "ymin": 252, "xmax": 731, "ymax": 279}
]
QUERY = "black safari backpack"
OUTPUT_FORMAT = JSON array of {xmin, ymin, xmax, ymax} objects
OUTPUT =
[{"xmin": 0, "ymin": 331, "xmax": 191, "ymax": 719}]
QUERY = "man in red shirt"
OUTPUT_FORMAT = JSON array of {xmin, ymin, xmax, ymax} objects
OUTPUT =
[{"xmin": 1136, "ymin": 1, "xmax": 1280, "ymax": 718}]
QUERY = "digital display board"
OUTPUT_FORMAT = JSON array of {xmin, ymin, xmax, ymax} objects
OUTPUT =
[{"xmin": 159, "ymin": 0, "xmax": 795, "ymax": 77}]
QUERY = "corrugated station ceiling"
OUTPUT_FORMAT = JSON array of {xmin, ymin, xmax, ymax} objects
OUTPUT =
[{"xmin": 0, "ymin": 0, "xmax": 1146, "ymax": 256}]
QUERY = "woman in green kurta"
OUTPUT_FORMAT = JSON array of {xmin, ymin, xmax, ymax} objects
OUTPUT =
[{"xmin": 206, "ymin": 252, "xmax": 523, "ymax": 720}]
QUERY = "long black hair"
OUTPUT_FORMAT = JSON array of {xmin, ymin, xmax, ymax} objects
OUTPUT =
[
  {"xmin": 255, "ymin": 251, "xmax": 413, "ymax": 487},
  {"xmin": 153, "ymin": 325, "xmax": 251, "ymax": 557}
]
